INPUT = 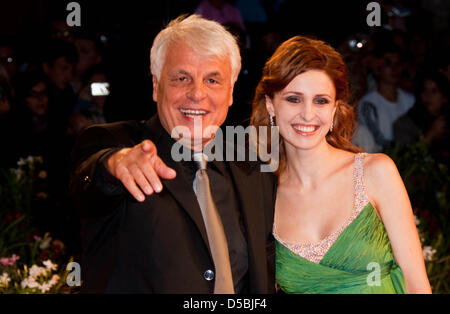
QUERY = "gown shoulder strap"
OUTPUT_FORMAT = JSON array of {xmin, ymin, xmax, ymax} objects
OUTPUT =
[{"xmin": 353, "ymin": 153, "xmax": 370, "ymax": 213}]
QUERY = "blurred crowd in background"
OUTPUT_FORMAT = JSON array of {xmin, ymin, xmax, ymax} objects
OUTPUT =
[{"xmin": 0, "ymin": 0, "xmax": 449, "ymax": 258}]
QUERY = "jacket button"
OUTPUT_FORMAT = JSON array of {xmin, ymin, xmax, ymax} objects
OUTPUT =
[
  {"xmin": 204, "ymin": 269, "xmax": 214, "ymax": 281},
  {"xmin": 84, "ymin": 175, "xmax": 91, "ymax": 183}
]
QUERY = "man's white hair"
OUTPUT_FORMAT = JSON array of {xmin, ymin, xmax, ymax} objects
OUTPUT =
[{"xmin": 150, "ymin": 14, "xmax": 241, "ymax": 84}]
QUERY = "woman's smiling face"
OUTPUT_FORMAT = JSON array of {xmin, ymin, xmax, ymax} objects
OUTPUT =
[{"xmin": 266, "ymin": 69, "xmax": 337, "ymax": 151}]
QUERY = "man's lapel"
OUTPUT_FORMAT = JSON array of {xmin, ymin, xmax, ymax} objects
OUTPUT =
[{"xmin": 142, "ymin": 116, "xmax": 212, "ymax": 256}]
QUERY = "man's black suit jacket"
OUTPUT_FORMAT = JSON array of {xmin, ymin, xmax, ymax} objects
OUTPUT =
[{"xmin": 69, "ymin": 115, "xmax": 277, "ymax": 293}]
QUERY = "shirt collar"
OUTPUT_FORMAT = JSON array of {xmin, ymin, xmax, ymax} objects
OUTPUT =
[{"xmin": 145, "ymin": 115, "xmax": 228, "ymax": 176}]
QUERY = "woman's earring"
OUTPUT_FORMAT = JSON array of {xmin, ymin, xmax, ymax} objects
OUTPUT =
[
  {"xmin": 330, "ymin": 115, "xmax": 335, "ymax": 132},
  {"xmin": 269, "ymin": 114, "xmax": 275, "ymax": 127}
]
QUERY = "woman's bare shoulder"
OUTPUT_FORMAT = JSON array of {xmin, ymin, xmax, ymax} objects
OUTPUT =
[
  {"xmin": 363, "ymin": 153, "xmax": 399, "ymax": 181},
  {"xmin": 362, "ymin": 153, "xmax": 403, "ymax": 210}
]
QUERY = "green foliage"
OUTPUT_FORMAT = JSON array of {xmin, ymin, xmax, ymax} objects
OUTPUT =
[{"xmin": 0, "ymin": 156, "xmax": 78, "ymax": 294}]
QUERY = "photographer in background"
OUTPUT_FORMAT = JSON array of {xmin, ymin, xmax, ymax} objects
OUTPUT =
[{"xmin": 72, "ymin": 63, "xmax": 111, "ymax": 124}]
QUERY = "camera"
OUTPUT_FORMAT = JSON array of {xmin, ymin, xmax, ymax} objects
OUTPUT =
[{"xmin": 90, "ymin": 82, "xmax": 110, "ymax": 96}]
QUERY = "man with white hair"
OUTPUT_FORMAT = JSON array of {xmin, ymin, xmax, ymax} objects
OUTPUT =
[{"xmin": 70, "ymin": 15, "xmax": 276, "ymax": 294}]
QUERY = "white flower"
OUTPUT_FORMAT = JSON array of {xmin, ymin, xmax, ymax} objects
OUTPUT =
[
  {"xmin": 26, "ymin": 156, "xmax": 34, "ymax": 164},
  {"xmin": 20, "ymin": 277, "xmax": 29, "ymax": 289},
  {"xmin": 38, "ymin": 274, "xmax": 60, "ymax": 293},
  {"xmin": 21, "ymin": 276, "xmax": 39, "ymax": 289},
  {"xmin": 39, "ymin": 233, "xmax": 52, "ymax": 250},
  {"xmin": 27, "ymin": 278, "xmax": 39, "ymax": 289},
  {"xmin": 17, "ymin": 158, "xmax": 27, "ymax": 167},
  {"xmin": 29, "ymin": 265, "xmax": 48, "ymax": 278},
  {"xmin": 22, "ymin": 273, "xmax": 60, "ymax": 293},
  {"xmin": 49, "ymin": 274, "xmax": 60, "ymax": 286},
  {"xmin": 414, "ymin": 215, "xmax": 420, "ymax": 226},
  {"xmin": 39, "ymin": 283, "xmax": 51, "ymax": 293},
  {"xmin": 423, "ymin": 246, "xmax": 437, "ymax": 261},
  {"xmin": 0, "ymin": 272, "xmax": 11, "ymax": 288},
  {"xmin": 43, "ymin": 260, "xmax": 58, "ymax": 271}
]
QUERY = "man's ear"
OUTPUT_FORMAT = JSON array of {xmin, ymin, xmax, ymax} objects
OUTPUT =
[
  {"xmin": 265, "ymin": 95, "xmax": 275, "ymax": 116},
  {"xmin": 152, "ymin": 75, "xmax": 158, "ymax": 102},
  {"xmin": 228, "ymin": 83, "xmax": 235, "ymax": 107}
]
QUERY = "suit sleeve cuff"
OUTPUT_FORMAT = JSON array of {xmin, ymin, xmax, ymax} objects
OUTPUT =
[{"xmin": 94, "ymin": 148, "xmax": 125, "ymax": 195}]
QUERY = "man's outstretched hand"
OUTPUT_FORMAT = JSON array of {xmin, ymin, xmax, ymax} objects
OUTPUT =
[{"xmin": 106, "ymin": 140, "xmax": 177, "ymax": 202}]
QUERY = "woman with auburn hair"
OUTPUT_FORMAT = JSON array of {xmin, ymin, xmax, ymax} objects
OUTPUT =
[{"xmin": 251, "ymin": 36, "xmax": 431, "ymax": 293}]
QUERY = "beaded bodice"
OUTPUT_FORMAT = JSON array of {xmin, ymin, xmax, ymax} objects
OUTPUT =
[{"xmin": 273, "ymin": 153, "xmax": 370, "ymax": 264}]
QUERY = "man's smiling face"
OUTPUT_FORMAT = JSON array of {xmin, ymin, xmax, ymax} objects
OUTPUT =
[{"xmin": 153, "ymin": 42, "xmax": 234, "ymax": 149}]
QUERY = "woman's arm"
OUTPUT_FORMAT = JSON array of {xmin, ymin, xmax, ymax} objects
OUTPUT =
[{"xmin": 364, "ymin": 153, "xmax": 432, "ymax": 294}]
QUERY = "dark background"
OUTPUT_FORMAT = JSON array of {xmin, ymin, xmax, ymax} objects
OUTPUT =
[{"xmin": 3, "ymin": 0, "xmax": 440, "ymax": 122}]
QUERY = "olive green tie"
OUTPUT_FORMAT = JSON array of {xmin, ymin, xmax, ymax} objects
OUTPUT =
[{"xmin": 193, "ymin": 153, "xmax": 234, "ymax": 294}]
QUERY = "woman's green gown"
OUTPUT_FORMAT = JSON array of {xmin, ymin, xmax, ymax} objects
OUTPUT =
[{"xmin": 274, "ymin": 153, "xmax": 406, "ymax": 294}]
